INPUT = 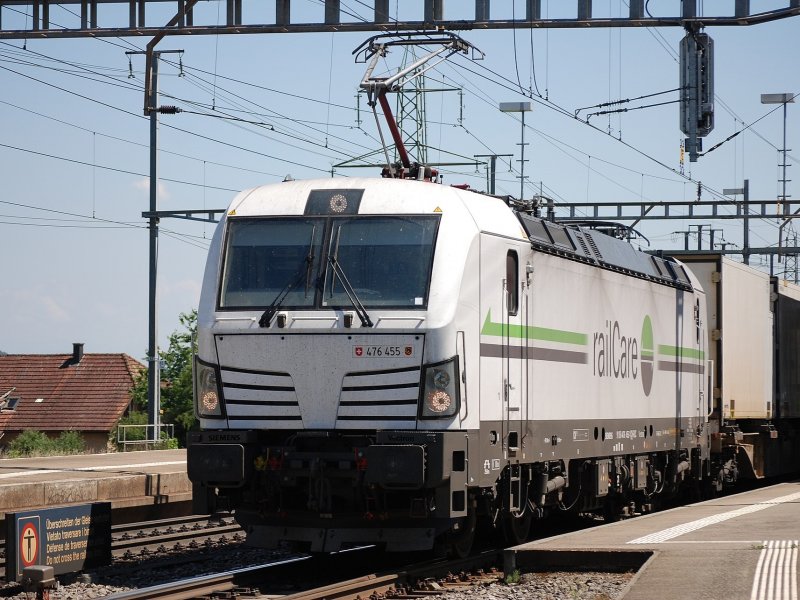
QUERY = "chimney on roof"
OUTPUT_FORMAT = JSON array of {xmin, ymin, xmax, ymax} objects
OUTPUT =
[{"xmin": 72, "ymin": 343, "xmax": 84, "ymax": 364}]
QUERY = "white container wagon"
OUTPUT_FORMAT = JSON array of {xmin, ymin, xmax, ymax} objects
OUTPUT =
[{"xmin": 671, "ymin": 254, "xmax": 800, "ymax": 479}]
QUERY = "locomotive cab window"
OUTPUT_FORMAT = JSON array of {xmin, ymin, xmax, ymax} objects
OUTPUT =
[
  {"xmin": 219, "ymin": 217, "xmax": 324, "ymax": 309},
  {"xmin": 506, "ymin": 250, "xmax": 519, "ymax": 316},
  {"xmin": 219, "ymin": 214, "xmax": 440, "ymax": 311},
  {"xmin": 324, "ymin": 216, "xmax": 439, "ymax": 308}
]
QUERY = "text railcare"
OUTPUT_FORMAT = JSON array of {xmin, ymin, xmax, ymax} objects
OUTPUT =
[{"xmin": 593, "ymin": 320, "xmax": 639, "ymax": 379}]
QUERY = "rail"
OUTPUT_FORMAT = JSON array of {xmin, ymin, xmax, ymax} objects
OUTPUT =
[
  {"xmin": 104, "ymin": 548, "xmax": 504, "ymax": 600},
  {"xmin": 105, "ymin": 557, "xmax": 312, "ymax": 600}
]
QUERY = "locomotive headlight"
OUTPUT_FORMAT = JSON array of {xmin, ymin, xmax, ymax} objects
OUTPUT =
[
  {"xmin": 426, "ymin": 389, "xmax": 452, "ymax": 413},
  {"xmin": 432, "ymin": 369, "xmax": 450, "ymax": 389},
  {"xmin": 420, "ymin": 357, "xmax": 460, "ymax": 419},
  {"xmin": 194, "ymin": 356, "xmax": 225, "ymax": 419}
]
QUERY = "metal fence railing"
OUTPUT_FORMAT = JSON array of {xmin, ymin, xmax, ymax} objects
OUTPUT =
[{"xmin": 117, "ymin": 423, "xmax": 175, "ymax": 451}]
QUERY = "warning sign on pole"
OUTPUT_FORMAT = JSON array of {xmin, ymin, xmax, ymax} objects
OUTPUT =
[{"xmin": 5, "ymin": 503, "xmax": 111, "ymax": 582}]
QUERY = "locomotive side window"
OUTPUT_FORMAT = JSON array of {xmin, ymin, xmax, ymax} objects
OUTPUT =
[
  {"xmin": 506, "ymin": 250, "xmax": 519, "ymax": 316},
  {"xmin": 695, "ymin": 298, "xmax": 701, "ymax": 343}
]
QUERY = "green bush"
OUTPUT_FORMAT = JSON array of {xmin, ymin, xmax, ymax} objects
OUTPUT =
[
  {"xmin": 5, "ymin": 429, "xmax": 88, "ymax": 457},
  {"xmin": 7, "ymin": 430, "xmax": 55, "ymax": 457},
  {"xmin": 56, "ymin": 430, "xmax": 86, "ymax": 454},
  {"xmin": 504, "ymin": 569, "xmax": 521, "ymax": 585},
  {"xmin": 158, "ymin": 438, "xmax": 180, "ymax": 450}
]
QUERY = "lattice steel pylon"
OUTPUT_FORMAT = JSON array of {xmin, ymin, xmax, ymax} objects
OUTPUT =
[
  {"xmin": 785, "ymin": 226, "xmax": 799, "ymax": 283},
  {"xmin": 394, "ymin": 47, "xmax": 427, "ymax": 167},
  {"xmin": 338, "ymin": 32, "xmax": 482, "ymax": 178}
]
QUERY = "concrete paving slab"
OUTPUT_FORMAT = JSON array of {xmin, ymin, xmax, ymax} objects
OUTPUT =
[
  {"xmin": 0, "ymin": 450, "xmax": 191, "ymax": 522},
  {"xmin": 507, "ymin": 481, "xmax": 800, "ymax": 600}
]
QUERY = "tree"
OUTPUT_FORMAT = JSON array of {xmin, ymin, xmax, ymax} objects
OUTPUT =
[
  {"xmin": 159, "ymin": 310, "xmax": 198, "ymax": 444},
  {"xmin": 130, "ymin": 310, "xmax": 198, "ymax": 447}
]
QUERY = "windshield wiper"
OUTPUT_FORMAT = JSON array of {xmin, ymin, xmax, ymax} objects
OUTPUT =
[
  {"xmin": 327, "ymin": 253, "xmax": 373, "ymax": 328},
  {"xmin": 258, "ymin": 227, "xmax": 316, "ymax": 328}
]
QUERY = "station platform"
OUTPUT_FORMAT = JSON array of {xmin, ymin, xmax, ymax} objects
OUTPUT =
[
  {"xmin": 0, "ymin": 449, "xmax": 191, "ymax": 530},
  {"xmin": 508, "ymin": 481, "xmax": 800, "ymax": 600}
]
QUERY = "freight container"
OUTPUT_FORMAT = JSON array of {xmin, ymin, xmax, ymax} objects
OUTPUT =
[
  {"xmin": 670, "ymin": 254, "xmax": 773, "ymax": 420},
  {"xmin": 773, "ymin": 278, "xmax": 800, "ymax": 418}
]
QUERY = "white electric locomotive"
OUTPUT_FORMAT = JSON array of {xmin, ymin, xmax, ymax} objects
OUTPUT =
[{"xmin": 188, "ymin": 177, "xmax": 719, "ymax": 554}]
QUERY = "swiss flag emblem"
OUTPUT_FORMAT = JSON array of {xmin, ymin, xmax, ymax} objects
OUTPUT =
[{"xmin": 354, "ymin": 346, "xmax": 363, "ymax": 357}]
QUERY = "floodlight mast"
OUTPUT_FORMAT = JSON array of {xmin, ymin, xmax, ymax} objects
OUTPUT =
[{"xmin": 356, "ymin": 32, "xmax": 483, "ymax": 180}]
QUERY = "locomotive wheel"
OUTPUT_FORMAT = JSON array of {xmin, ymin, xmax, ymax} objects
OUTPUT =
[
  {"xmin": 603, "ymin": 493, "xmax": 623, "ymax": 523},
  {"xmin": 432, "ymin": 496, "xmax": 478, "ymax": 559},
  {"xmin": 446, "ymin": 498, "xmax": 477, "ymax": 558},
  {"xmin": 433, "ymin": 522, "xmax": 476, "ymax": 559},
  {"xmin": 449, "ymin": 523, "xmax": 476, "ymax": 558},
  {"xmin": 500, "ymin": 508, "xmax": 532, "ymax": 546}
]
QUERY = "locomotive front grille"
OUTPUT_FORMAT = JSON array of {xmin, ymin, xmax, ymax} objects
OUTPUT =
[
  {"xmin": 220, "ymin": 366, "xmax": 301, "ymax": 422},
  {"xmin": 337, "ymin": 365, "xmax": 421, "ymax": 427},
  {"xmin": 214, "ymin": 333, "xmax": 424, "ymax": 428}
]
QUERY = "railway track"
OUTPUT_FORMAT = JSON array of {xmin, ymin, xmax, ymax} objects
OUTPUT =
[
  {"xmin": 111, "ymin": 514, "xmax": 244, "ymax": 558},
  {"xmin": 4, "ymin": 510, "xmax": 622, "ymax": 598},
  {"xmin": 98, "ymin": 510, "xmax": 617, "ymax": 599},
  {"xmin": 105, "ymin": 548, "xmax": 505, "ymax": 600}
]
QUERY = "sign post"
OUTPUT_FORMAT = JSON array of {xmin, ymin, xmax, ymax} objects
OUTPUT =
[{"xmin": 6, "ymin": 503, "xmax": 112, "ymax": 582}]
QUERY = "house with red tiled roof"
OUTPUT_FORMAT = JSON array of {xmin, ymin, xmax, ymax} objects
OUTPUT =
[{"xmin": 0, "ymin": 344, "xmax": 145, "ymax": 453}]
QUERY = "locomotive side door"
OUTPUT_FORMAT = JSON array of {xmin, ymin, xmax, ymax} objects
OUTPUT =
[
  {"xmin": 479, "ymin": 236, "xmax": 526, "ymax": 462},
  {"xmin": 503, "ymin": 248, "xmax": 526, "ymax": 457}
]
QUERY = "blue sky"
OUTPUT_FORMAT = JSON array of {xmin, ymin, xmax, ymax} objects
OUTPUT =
[{"xmin": 0, "ymin": 1, "xmax": 797, "ymax": 359}]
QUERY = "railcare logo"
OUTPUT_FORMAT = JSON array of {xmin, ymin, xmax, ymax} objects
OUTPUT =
[
  {"xmin": 592, "ymin": 315, "xmax": 654, "ymax": 397},
  {"xmin": 640, "ymin": 315, "xmax": 654, "ymax": 397}
]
